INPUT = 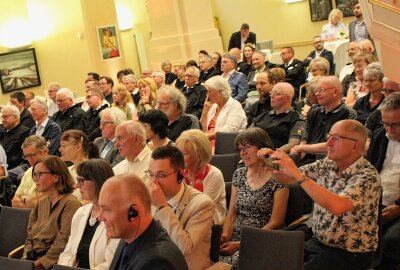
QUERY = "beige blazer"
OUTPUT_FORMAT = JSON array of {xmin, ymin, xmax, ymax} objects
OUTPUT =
[
  {"xmin": 154, "ymin": 184, "xmax": 215, "ymax": 270},
  {"xmin": 57, "ymin": 203, "xmax": 119, "ymax": 270}
]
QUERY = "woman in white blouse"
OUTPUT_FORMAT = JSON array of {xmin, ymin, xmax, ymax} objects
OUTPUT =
[
  {"xmin": 200, "ymin": 76, "xmax": 247, "ymax": 152},
  {"xmin": 321, "ymin": 9, "xmax": 348, "ymax": 41}
]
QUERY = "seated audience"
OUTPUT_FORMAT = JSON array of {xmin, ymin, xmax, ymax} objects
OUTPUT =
[
  {"xmin": 148, "ymin": 145, "xmax": 215, "ymax": 270},
  {"xmin": 29, "ymin": 98, "xmax": 61, "ymax": 155},
  {"xmin": 290, "ymin": 76, "xmax": 357, "ymax": 166},
  {"xmin": 58, "ymin": 159, "xmax": 119, "ymax": 269},
  {"xmin": 306, "ymin": 57, "xmax": 330, "ymax": 82},
  {"xmin": 46, "ymin": 82, "xmax": 61, "ymax": 117},
  {"xmin": 176, "ymin": 129, "xmax": 226, "ymax": 224},
  {"xmin": 252, "ymin": 82, "xmax": 305, "ymax": 153},
  {"xmin": 219, "ymin": 128, "xmax": 288, "ymax": 268},
  {"xmin": 152, "ymin": 70, "xmax": 167, "ymax": 90},
  {"xmin": 303, "ymin": 36, "xmax": 334, "ymax": 75},
  {"xmin": 343, "ymin": 52, "xmax": 377, "ymax": 101},
  {"xmin": 99, "ymin": 173, "xmax": 188, "ymax": 270},
  {"xmin": 139, "ymin": 109, "xmax": 174, "ymax": 150},
  {"xmin": 321, "ymin": 9, "xmax": 348, "ymax": 41},
  {"xmin": 99, "ymin": 76, "xmax": 114, "ymax": 105},
  {"xmin": 280, "ymin": 46, "xmax": 306, "ymax": 97},
  {"xmin": 247, "ymin": 50, "xmax": 275, "ymax": 91},
  {"xmin": 270, "ymin": 120, "xmax": 380, "ymax": 269},
  {"xmin": 181, "ymin": 66, "xmax": 207, "ymax": 119},
  {"xmin": 246, "ymin": 68, "xmax": 285, "ymax": 127},
  {"xmin": 95, "ymin": 107, "xmax": 126, "ymax": 167},
  {"xmin": 237, "ymin": 43, "xmax": 254, "ymax": 77},
  {"xmin": 156, "ymin": 86, "xmax": 200, "ymax": 142},
  {"xmin": 199, "ymin": 55, "xmax": 219, "ymax": 84},
  {"xmin": 52, "ymin": 88, "xmax": 85, "ymax": 132},
  {"xmin": 122, "ymin": 74, "xmax": 140, "ymax": 106},
  {"xmin": 366, "ymin": 78, "xmax": 400, "ymax": 135},
  {"xmin": 172, "ymin": 63, "xmax": 186, "ymax": 90},
  {"xmin": 0, "ymin": 105, "xmax": 30, "ymax": 169},
  {"xmin": 367, "ymin": 93, "xmax": 400, "ymax": 270},
  {"xmin": 200, "ymin": 76, "xmax": 247, "ymax": 151},
  {"xmin": 135, "ymin": 77, "xmax": 158, "ymax": 119},
  {"xmin": 228, "ymin": 23, "xmax": 256, "ymax": 51},
  {"xmin": 10, "ymin": 91, "xmax": 35, "ymax": 129},
  {"xmin": 221, "ymin": 54, "xmax": 249, "ymax": 103},
  {"xmin": 353, "ymin": 63, "xmax": 384, "ymax": 125},
  {"xmin": 112, "ymin": 83, "xmax": 136, "ymax": 120},
  {"xmin": 211, "ymin": 51, "xmax": 222, "ymax": 75},
  {"xmin": 113, "ymin": 121, "xmax": 151, "ymax": 182},
  {"xmin": 12, "ymin": 136, "xmax": 48, "ymax": 208},
  {"xmin": 339, "ymin": 41, "xmax": 361, "ymax": 81},
  {"xmin": 78, "ymin": 88, "xmax": 109, "ymax": 141},
  {"xmin": 162, "ymin": 60, "xmax": 178, "ymax": 85},
  {"xmin": 23, "ymin": 155, "xmax": 81, "ymax": 270},
  {"xmin": 60, "ymin": 130, "xmax": 99, "ymax": 185}
]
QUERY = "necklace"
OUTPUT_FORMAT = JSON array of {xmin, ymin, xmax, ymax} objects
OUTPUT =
[{"xmin": 89, "ymin": 207, "xmax": 98, "ymax": 226}]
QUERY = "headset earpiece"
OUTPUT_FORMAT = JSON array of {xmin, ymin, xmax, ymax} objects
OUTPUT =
[
  {"xmin": 128, "ymin": 204, "xmax": 138, "ymax": 222},
  {"xmin": 177, "ymin": 170, "xmax": 184, "ymax": 183}
]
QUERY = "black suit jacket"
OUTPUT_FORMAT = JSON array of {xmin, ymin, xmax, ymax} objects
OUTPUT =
[
  {"xmin": 228, "ymin": 31, "xmax": 256, "ymax": 50},
  {"xmin": 93, "ymin": 137, "xmax": 125, "ymax": 167},
  {"xmin": 303, "ymin": 49, "xmax": 334, "ymax": 75},
  {"xmin": 109, "ymin": 220, "xmax": 188, "ymax": 270},
  {"xmin": 199, "ymin": 67, "xmax": 219, "ymax": 83},
  {"xmin": 366, "ymin": 127, "xmax": 388, "ymax": 173},
  {"xmin": 20, "ymin": 108, "xmax": 35, "ymax": 129},
  {"xmin": 280, "ymin": 59, "xmax": 306, "ymax": 93}
]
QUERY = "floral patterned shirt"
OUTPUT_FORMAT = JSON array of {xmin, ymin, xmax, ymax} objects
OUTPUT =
[{"xmin": 300, "ymin": 157, "xmax": 381, "ymax": 252}]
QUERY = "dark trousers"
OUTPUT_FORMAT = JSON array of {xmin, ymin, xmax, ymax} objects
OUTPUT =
[
  {"xmin": 376, "ymin": 217, "xmax": 400, "ymax": 270},
  {"xmin": 304, "ymin": 238, "xmax": 374, "ymax": 270}
]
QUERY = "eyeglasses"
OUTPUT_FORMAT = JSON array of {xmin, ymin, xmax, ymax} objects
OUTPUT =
[
  {"xmin": 86, "ymin": 95, "xmax": 95, "ymax": 100},
  {"xmin": 314, "ymin": 87, "xmax": 336, "ymax": 95},
  {"xmin": 100, "ymin": 121, "xmax": 114, "ymax": 126},
  {"xmin": 381, "ymin": 121, "xmax": 400, "ymax": 129},
  {"xmin": 1, "ymin": 114, "xmax": 16, "ymax": 120},
  {"xmin": 56, "ymin": 98, "xmax": 69, "ymax": 103},
  {"xmin": 76, "ymin": 176, "xmax": 92, "ymax": 186},
  {"xmin": 145, "ymin": 170, "xmax": 179, "ymax": 180},
  {"xmin": 32, "ymin": 171, "xmax": 54, "ymax": 179},
  {"xmin": 327, "ymin": 134, "xmax": 357, "ymax": 142},
  {"xmin": 237, "ymin": 144, "xmax": 253, "ymax": 152},
  {"xmin": 363, "ymin": 79, "xmax": 378, "ymax": 84},
  {"xmin": 156, "ymin": 101, "xmax": 173, "ymax": 107},
  {"xmin": 23, "ymin": 151, "xmax": 39, "ymax": 160},
  {"xmin": 185, "ymin": 74, "xmax": 196, "ymax": 78},
  {"xmin": 382, "ymin": 89, "xmax": 397, "ymax": 95}
]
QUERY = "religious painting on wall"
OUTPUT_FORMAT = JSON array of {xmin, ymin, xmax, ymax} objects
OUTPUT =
[
  {"xmin": 335, "ymin": 0, "xmax": 356, "ymax": 17},
  {"xmin": 97, "ymin": 25, "xmax": 121, "ymax": 60},
  {"xmin": 309, "ymin": 0, "xmax": 333, "ymax": 21},
  {"xmin": 0, "ymin": 48, "xmax": 41, "ymax": 93}
]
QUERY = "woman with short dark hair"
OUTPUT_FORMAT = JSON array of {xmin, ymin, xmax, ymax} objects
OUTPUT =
[
  {"xmin": 24, "ymin": 155, "xmax": 81, "ymax": 269},
  {"xmin": 58, "ymin": 159, "xmax": 119, "ymax": 269}
]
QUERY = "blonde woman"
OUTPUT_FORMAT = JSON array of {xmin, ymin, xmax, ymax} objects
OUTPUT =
[
  {"xmin": 176, "ymin": 129, "xmax": 226, "ymax": 224},
  {"xmin": 321, "ymin": 9, "xmax": 348, "ymax": 41},
  {"xmin": 112, "ymin": 83, "xmax": 136, "ymax": 120},
  {"xmin": 134, "ymin": 78, "xmax": 158, "ymax": 120}
]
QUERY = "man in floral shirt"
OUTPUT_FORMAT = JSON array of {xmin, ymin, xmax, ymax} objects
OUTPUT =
[{"xmin": 267, "ymin": 119, "xmax": 381, "ymax": 269}]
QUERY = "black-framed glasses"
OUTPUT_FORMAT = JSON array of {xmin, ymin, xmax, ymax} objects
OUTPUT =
[
  {"xmin": 23, "ymin": 151, "xmax": 40, "ymax": 160},
  {"xmin": 145, "ymin": 170, "xmax": 178, "ymax": 180},
  {"xmin": 76, "ymin": 176, "xmax": 92, "ymax": 186},
  {"xmin": 381, "ymin": 121, "xmax": 400, "ymax": 129},
  {"xmin": 327, "ymin": 134, "xmax": 357, "ymax": 142},
  {"xmin": 236, "ymin": 144, "xmax": 253, "ymax": 152},
  {"xmin": 32, "ymin": 171, "xmax": 54, "ymax": 179}
]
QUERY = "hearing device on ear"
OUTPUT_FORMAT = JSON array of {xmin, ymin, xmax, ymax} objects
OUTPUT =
[
  {"xmin": 128, "ymin": 204, "xmax": 138, "ymax": 222},
  {"xmin": 177, "ymin": 170, "xmax": 184, "ymax": 184}
]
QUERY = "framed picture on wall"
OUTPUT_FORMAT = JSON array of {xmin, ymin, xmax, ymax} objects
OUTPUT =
[
  {"xmin": 309, "ymin": 0, "xmax": 333, "ymax": 21},
  {"xmin": 0, "ymin": 48, "xmax": 41, "ymax": 93},
  {"xmin": 97, "ymin": 25, "xmax": 121, "ymax": 61},
  {"xmin": 335, "ymin": 0, "xmax": 355, "ymax": 17}
]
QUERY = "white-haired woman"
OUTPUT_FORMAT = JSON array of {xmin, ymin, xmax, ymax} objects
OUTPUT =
[
  {"xmin": 321, "ymin": 9, "xmax": 348, "ymax": 41},
  {"xmin": 200, "ymin": 76, "xmax": 247, "ymax": 152}
]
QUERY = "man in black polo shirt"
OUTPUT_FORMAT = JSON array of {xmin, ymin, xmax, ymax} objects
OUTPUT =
[
  {"xmin": 252, "ymin": 82, "xmax": 305, "ymax": 152},
  {"xmin": 246, "ymin": 70, "xmax": 278, "ymax": 127},
  {"xmin": 181, "ymin": 66, "xmax": 207, "ymax": 119},
  {"xmin": 291, "ymin": 76, "xmax": 357, "ymax": 165},
  {"xmin": 52, "ymin": 88, "xmax": 85, "ymax": 132}
]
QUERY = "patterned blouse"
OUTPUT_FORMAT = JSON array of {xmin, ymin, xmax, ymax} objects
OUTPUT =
[{"xmin": 301, "ymin": 157, "xmax": 381, "ymax": 253}]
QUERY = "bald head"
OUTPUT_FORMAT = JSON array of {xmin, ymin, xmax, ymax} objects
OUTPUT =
[
  {"xmin": 383, "ymin": 78, "xmax": 400, "ymax": 96},
  {"xmin": 335, "ymin": 119, "xmax": 368, "ymax": 151},
  {"xmin": 273, "ymin": 82, "xmax": 294, "ymax": 98},
  {"xmin": 229, "ymin": 48, "xmax": 241, "ymax": 61}
]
